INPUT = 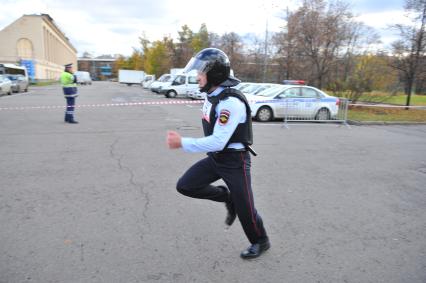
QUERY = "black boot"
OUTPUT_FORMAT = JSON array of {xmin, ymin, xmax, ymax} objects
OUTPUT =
[
  {"xmin": 218, "ymin": 185, "xmax": 236, "ymax": 226},
  {"xmin": 225, "ymin": 200, "xmax": 236, "ymax": 226},
  {"xmin": 240, "ymin": 238, "xmax": 270, "ymax": 259}
]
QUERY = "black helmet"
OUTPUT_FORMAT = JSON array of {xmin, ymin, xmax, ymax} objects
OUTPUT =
[{"xmin": 183, "ymin": 48, "xmax": 240, "ymax": 92}]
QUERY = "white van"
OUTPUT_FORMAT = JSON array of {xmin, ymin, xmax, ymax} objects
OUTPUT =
[
  {"xmin": 142, "ymin": 74, "xmax": 156, "ymax": 88},
  {"xmin": 160, "ymin": 71, "xmax": 198, "ymax": 98},
  {"xmin": 150, "ymin": 74, "xmax": 174, "ymax": 93},
  {"xmin": 74, "ymin": 71, "xmax": 92, "ymax": 85}
]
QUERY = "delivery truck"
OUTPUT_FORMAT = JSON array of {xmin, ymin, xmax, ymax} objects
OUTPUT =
[{"xmin": 118, "ymin": 70, "xmax": 145, "ymax": 86}]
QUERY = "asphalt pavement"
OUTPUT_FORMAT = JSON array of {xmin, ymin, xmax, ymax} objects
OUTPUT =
[{"xmin": 0, "ymin": 82, "xmax": 425, "ymax": 283}]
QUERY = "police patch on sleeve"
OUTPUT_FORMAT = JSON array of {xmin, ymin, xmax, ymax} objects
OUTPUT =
[{"xmin": 219, "ymin": 109, "xmax": 231, "ymax": 125}]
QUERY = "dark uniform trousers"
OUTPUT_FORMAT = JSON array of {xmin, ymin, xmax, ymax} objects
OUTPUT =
[
  {"xmin": 176, "ymin": 151, "xmax": 268, "ymax": 244},
  {"xmin": 65, "ymin": 97, "xmax": 76, "ymax": 121}
]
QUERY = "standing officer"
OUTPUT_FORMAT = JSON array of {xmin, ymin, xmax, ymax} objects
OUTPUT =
[
  {"xmin": 60, "ymin": 63, "xmax": 78, "ymax": 124},
  {"xmin": 167, "ymin": 48, "xmax": 270, "ymax": 259}
]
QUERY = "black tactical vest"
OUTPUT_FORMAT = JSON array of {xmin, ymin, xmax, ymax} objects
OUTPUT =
[{"xmin": 202, "ymin": 88, "xmax": 253, "ymax": 149}]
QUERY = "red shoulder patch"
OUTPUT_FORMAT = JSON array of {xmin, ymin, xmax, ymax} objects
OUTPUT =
[{"xmin": 218, "ymin": 109, "xmax": 231, "ymax": 125}]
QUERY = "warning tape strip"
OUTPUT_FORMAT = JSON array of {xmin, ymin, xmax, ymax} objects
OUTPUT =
[
  {"xmin": 0, "ymin": 100, "xmax": 204, "ymax": 111},
  {"xmin": 0, "ymin": 99, "xmax": 425, "ymax": 111},
  {"xmin": 349, "ymin": 103, "xmax": 426, "ymax": 109}
]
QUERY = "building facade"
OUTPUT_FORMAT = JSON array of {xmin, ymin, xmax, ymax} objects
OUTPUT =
[
  {"xmin": 78, "ymin": 58, "xmax": 116, "ymax": 81},
  {"xmin": 0, "ymin": 14, "xmax": 77, "ymax": 80}
]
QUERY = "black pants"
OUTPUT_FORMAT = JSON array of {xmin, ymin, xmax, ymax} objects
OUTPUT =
[
  {"xmin": 65, "ymin": 97, "xmax": 76, "ymax": 121},
  {"xmin": 176, "ymin": 151, "xmax": 268, "ymax": 244}
]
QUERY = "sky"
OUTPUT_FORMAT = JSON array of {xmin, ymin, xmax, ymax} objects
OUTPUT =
[{"xmin": 0, "ymin": 0, "xmax": 410, "ymax": 57}]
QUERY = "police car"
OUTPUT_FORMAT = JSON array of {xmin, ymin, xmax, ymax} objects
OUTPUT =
[
  {"xmin": 246, "ymin": 82, "xmax": 340, "ymax": 122},
  {"xmin": 241, "ymin": 83, "xmax": 280, "ymax": 96}
]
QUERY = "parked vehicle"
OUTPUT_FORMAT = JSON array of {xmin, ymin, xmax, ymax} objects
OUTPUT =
[
  {"xmin": 241, "ymin": 83, "xmax": 280, "ymax": 96},
  {"xmin": 187, "ymin": 89, "xmax": 206, "ymax": 100},
  {"xmin": 150, "ymin": 74, "xmax": 174, "ymax": 93},
  {"xmin": 170, "ymin": 68, "xmax": 184, "ymax": 76},
  {"xmin": 74, "ymin": 71, "xmax": 92, "ymax": 85},
  {"xmin": 7, "ymin": 74, "xmax": 29, "ymax": 92},
  {"xmin": 233, "ymin": 82, "xmax": 250, "ymax": 91},
  {"xmin": 142, "ymin": 75, "xmax": 155, "ymax": 88},
  {"xmin": 160, "ymin": 71, "xmax": 199, "ymax": 98},
  {"xmin": 118, "ymin": 70, "xmax": 145, "ymax": 86},
  {"xmin": 0, "ymin": 63, "xmax": 28, "ymax": 81},
  {"xmin": 0, "ymin": 75, "xmax": 12, "ymax": 96},
  {"xmin": 247, "ymin": 85, "xmax": 340, "ymax": 122}
]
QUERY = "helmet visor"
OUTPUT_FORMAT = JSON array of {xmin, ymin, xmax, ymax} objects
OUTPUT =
[{"xmin": 183, "ymin": 57, "xmax": 211, "ymax": 74}]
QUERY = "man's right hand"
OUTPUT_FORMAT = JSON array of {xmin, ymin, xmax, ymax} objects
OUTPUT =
[{"xmin": 167, "ymin": 131, "xmax": 182, "ymax": 149}]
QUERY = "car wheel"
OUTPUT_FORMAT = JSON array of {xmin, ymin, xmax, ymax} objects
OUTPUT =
[
  {"xmin": 256, "ymin": 106, "xmax": 273, "ymax": 122},
  {"xmin": 315, "ymin": 108, "xmax": 330, "ymax": 120},
  {"xmin": 166, "ymin": 90, "xmax": 177, "ymax": 98}
]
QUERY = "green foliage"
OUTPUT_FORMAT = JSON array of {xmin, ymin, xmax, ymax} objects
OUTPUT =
[
  {"xmin": 114, "ymin": 24, "xmax": 211, "ymax": 77},
  {"xmin": 143, "ymin": 39, "xmax": 173, "ymax": 77},
  {"xmin": 191, "ymin": 23, "xmax": 210, "ymax": 52},
  {"xmin": 329, "ymin": 55, "xmax": 398, "ymax": 103}
]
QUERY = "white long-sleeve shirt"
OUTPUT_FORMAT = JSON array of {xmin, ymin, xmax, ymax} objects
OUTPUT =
[{"xmin": 181, "ymin": 87, "xmax": 246, "ymax": 153}]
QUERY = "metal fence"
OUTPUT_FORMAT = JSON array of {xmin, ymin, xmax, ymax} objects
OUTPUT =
[{"xmin": 282, "ymin": 98, "xmax": 350, "ymax": 128}]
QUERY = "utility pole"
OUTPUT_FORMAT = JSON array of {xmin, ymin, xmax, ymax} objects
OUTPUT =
[{"xmin": 263, "ymin": 19, "xmax": 269, "ymax": 83}]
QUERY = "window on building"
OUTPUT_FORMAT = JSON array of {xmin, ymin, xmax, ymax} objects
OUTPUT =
[{"xmin": 17, "ymin": 38, "xmax": 33, "ymax": 59}]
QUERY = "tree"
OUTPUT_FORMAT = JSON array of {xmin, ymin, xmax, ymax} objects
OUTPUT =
[
  {"xmin": 175, "ymin": 25, "xmax": 194, "ymax": 67},
  {"xmin": 191, "ymin": 23, "xmax": 210, "ymax": 52},
  {"xmin": 127, "ymin": 49, "xmax": 144, "ymax": 70},
  {"xmin": 218, "ymin": 33, "xmax": 243, "ymax": 65},
  {"xmin": 218, "ymin": 32, "xmax": 250, "ymax": 80},
  {"xmin": 143, "ymin": 38, "xmax": 173, "ymax": 77},
  {"xmin": 389, "ymin": 0, "xmax": 426, "ymax": 107},
  {"xmin": 278, "ymin": 0, "xmax": 357, "ymax": 88},
  {"xmin": 113, "ymin": 55, "xmax": 127, "ymax": 76},
  {"xmin": 273, "ymin": 8, "xmax": 300, "ymax": 82},
  {"xmin": 239, "ymin": 33, "xmax": 268, "ymax": 82},
  {"xmin": 330, "ymin": 54, "xmax": 398, "ymax": 103}
]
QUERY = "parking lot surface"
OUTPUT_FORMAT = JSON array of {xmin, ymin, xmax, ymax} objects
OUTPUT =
[{"xmin": 1, "ymin": 82, "xmax": 425, "ymax": 283}]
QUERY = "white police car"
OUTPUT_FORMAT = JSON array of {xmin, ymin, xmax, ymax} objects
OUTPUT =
[{"xmin": 246, "ymin": 83, "xmax": 340, "ymax": 122}]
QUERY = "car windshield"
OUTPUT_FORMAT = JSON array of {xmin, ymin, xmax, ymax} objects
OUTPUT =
[
  {"xmin": 242, "ymin": 84, "xmax": 263, "ymax": 94},
  {"xmin": 158, "ymin": 75, "xmax": 170, "ymax": 82},
  {"xmin": 256, "ymin": 85, "xmax": 287, "ymax": 97}
]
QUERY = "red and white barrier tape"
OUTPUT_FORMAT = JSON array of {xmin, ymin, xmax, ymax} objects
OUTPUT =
[
  {"xmin": 0, "ymin": 99, "xmax": 424, "ymax": 111},
  {"xmin": 0, "ymin": 100, "xmax": 204, "ymax": 111},
  {"xmin": 349, "ymin": 103, "xmax": 426, "ymax": 109}
]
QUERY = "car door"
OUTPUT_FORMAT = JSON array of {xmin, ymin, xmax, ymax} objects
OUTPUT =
[
  {"xmin": 185, "ymin": 75, "xmax": 199, "ymax": 95},
  {"xmin": 171, "ymin": 75, "xmax": 186, "ymax": 95},
  {"xmin": 275, "ymin": 87, "xmax": 301, "ymax": 118},
  {"xmin": 300, "ymin": 87, "xmax": 321, "ymax": 118}
]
